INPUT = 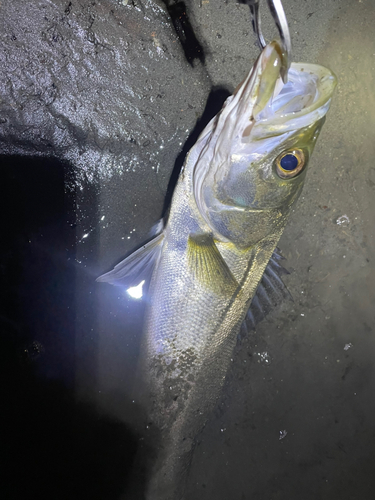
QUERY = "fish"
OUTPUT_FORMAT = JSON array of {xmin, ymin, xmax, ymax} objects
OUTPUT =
[{"xmin": 97, "ymin": 40, "xmax": 336, "ymax": 499}]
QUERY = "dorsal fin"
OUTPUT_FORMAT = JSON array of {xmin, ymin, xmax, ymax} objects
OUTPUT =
[
  {"xmin": 239, "ymin": 248, "xmax": 292, "ymax": 339},
  {"xmin": 96, "ymin": 232, "xmax": 164, "ymax": 288}
]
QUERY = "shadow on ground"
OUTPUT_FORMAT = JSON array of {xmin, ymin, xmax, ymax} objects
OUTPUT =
[{"xmin": 0, "ymin": 326, "xmax": 138, "ymax": 500}]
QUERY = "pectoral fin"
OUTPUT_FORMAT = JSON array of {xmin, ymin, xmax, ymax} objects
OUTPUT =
[
  {"xmin": 187, "ymin": 234, "xmax": 238, "ymax": 294},
  {"xmin": 97, "ymin": 232, "xmax": 164, "ymax": 288}
]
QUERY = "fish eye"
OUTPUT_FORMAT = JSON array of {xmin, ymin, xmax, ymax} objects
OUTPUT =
[{"xmin": 275, "ymin": 149, "xmax": 306, "ymax": 179}]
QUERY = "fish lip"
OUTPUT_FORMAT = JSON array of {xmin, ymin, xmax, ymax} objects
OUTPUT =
[
  {"xmin": 250, "ymin": 64, "xmax": 337, "ymax": 140},
  {"xmin": 235, "ymin": 42, "xmax": 337, "ymax": 135},
  {"xmin": 195, "ymin": 40, "xmax": 337, "ymax": 148},
  {"xmin": 258, "ymin": 62, "xmax": 337, "ymax": 125},
  {"xmin": 228, "ymin": 40, "xmax": 284, "ymax": 126},
  {"xmin": 204, "ymin": 41, "xmax": 337, "ymax": 145},
  {"xmin": 290, "ymin": 62, "xmax": 338, "ymax": 109}
]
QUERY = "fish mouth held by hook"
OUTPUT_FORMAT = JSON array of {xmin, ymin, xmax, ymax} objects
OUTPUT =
[{"xmin": 241, "ymin": 0, "xmax": 292, "ymax": 83}]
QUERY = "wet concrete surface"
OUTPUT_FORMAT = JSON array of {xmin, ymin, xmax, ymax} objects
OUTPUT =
[{"xmin": 1, "ymin": 0, "xmax": 375, "ymax": 499}]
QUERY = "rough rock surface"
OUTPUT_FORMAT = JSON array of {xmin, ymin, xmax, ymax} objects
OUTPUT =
[{"xmin": 0, "ymin": 0, "xmax": 209, "ymax": 188}]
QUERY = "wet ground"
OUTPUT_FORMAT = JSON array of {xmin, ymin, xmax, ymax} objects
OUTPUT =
[{"xmin": 1, "ymin": 0, "xmax": 375, "ymax": 499}]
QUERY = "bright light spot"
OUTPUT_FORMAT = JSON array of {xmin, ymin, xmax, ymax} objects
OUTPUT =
[
  {"xmin": 127, "ymin": 280, "xmax": 145, "ymax": 299},
  {"xmin": 101, "ymin": 215, "xmax": 105, "ymax": 221},
  {"xmin": 336, "ymin": 214, "xmax": 350, "ymax": 226},
  {"xmin": 279, "ymin": 430, "xmax": 288, "ymax": 440},
  {"xmin": 82, "ymin": 233, "xmax": 89, "ymax": 239}
]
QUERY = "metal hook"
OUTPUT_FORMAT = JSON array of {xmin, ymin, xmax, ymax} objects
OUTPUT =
[{"xmin": 246, "ymin": 0, "xmax": 292, "ymax": 83}]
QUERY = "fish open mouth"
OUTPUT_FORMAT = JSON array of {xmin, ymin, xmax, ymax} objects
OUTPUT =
[
  {"xmin": 231, "ymin": 40, "xmax": 337, "ymax": 139},
  {"xmin": 193, "ymin": 40, "xmax": 336, "ymax": 166}
]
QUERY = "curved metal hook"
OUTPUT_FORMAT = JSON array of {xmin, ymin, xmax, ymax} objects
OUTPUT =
[{"xmin": 248, "ymin": 0, "xmax": 292, "ymax": 83}]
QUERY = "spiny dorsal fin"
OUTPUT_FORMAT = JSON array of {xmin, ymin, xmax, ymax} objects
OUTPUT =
[
  {"xmin": 239, "ymin": 248, "xmax": 292, "ymax": 339},
  {"xmin": 96, "ymin": 232, "xmax": 164, "ymax": 288}
]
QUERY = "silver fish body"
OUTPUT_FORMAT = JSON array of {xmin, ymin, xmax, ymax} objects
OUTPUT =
[{"xmin": 98, "ymin": 40, "xmax": 336, "ymax": 499}]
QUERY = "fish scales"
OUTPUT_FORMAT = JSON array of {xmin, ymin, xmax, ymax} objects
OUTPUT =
[{"xmin": 98, "ymin": 39, "xmax": 336, "ymax": 499}]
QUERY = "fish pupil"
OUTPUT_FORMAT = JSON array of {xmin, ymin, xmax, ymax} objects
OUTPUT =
[{"xmin": 280, "ymin": 154, "xmax": 298, "ymax": 171}]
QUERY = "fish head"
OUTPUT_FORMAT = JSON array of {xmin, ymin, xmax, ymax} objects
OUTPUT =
[{"xmin": 193, "ymin": 40, "xmax": 337, "ymax": 248}]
